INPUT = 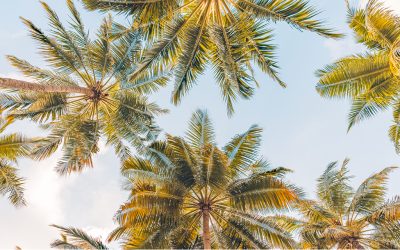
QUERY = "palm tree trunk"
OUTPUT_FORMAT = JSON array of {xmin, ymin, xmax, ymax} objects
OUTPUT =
[
  {"xmin": 352, "ymin": 240, "xmax": 364, "ymax": 249},
  {"xmin": 340, "ymin": 239, "xmax": 364, "ymax": 249},
  {"xmin": 202, "ymin": 209, "xmax": 211, "ymax": 250},
  {"xmin": 0, "ymin": 78, "xmax": 92, "ymax": 95}
]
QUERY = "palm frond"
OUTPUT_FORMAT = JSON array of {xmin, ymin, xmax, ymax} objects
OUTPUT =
[
  {"xmin": 7, "ymin": 56, "xmax": 79, "ymax": 87},
  {"xmin": 185, "ymin": 109, "xmax": 215, "ymax": 149},
  {"xmin": 223, "ymin": 125, "xmax": 262, "ymax": 174},
  {"xmin": 82, "ymin": 0, "xmax": 178, "ymax": 30},
  {"xmin": 366, "ymin": 196, "xmax": 400, "ymax": 223},
  {"xmin": 210, "ymin": 23, "xmax": 256, "ymax": 115},
  {"xmin": 20, "ymin": 17, "xmax": 81, "ymax": 75},
  {"xmin": 297, "ymin": 199, "xmax": 338, "ymax": 223},
  {"xmin": 56, "ymin": 120, "xmax": 100, "ymax": 175},
  {"xmin": 40, "ymin": 1, "xmax": 92, "ymax": 82},
  {"xmin": 50, "ymin": 224, "xmax": 108, "ymax": 249},
  {"xmin": 11, "ymin": 93, "xmax": 68, "ymax": 123},
  {"xmin": 128, "ymin": 17, "xmax": 184, "ymax": 81},
  {"xmin": 0, "ymin": 161, "xmax": 26, "ymax": 207},
  {"xmin": 238, "ymin": 0, "xmax": 342, "ymax": 38},
  {"xmin": 347, "ymin": 7, "xmax": 383, "ymax": 50},
  {"xmin": 78, "ymin": 0, "xmax": 342, "ymax": 115},
  {"xmin": 316, "ymin": 52, "xmax": 391, "ymax": 98},
  {"xmin": 317, "ymin": 0, "xmax": 400, "ymax": 154},
  {"xmin": 172, "ymin": 20, "xmax": 210, "ymax": 105},
  {"xmin": 348, "ymin": 167, "xmax": 397, "ymax": 215},
  {"xmin": 364, "ymin": 0, "xmax": 400, "ymax": 49},
  {"xmin": 347, "ymin": 96, "xmax": 388, "ymax": 131},
  {"xmin": 317, "ymin": 159, "xmax": 353, "ymax": 215},
  {"xmin": 197, "ymin": 144, "xmax": 229, "ymax": 189},
  {"xmin": 228, "ymin": 173, "xmax": 298, "ymax": 211},
  {"xmin": 0, "ymin": 133, "xmax": 32, "ymax": 161}
]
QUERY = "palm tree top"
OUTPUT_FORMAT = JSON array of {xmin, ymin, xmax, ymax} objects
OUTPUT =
[
  {"xmin": 109, "ymin": 109, "xmax": 302, "ymax": 249},
  {"xmin": 316, "ymin": 0, "xmax": 400, "ymax": 153},
  {"xmin": 0, "ymin": 0, "xmax": 167, "ymax": 175},
  {"xmin": 297, "ymin": 159, "xmax": 400, "ymax": 249},
  {"xmin": 82, "ymin": 0, "xmax": 343, "ymax": 115}
]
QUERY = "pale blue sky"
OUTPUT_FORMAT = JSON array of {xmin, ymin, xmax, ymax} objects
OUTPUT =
[{"xmin": 1, "ymin": 0, "xmax": 400, "ymax": 249}]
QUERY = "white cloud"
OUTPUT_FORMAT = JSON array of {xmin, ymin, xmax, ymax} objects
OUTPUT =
[
  {"xmin": 0, "ymin": 31, "xmax": 25, "ymax": 40},
  {"xmin": 82, "ymin": 226, "xmax": 115, "ymax": 247},
  {"xmin": 0, "ymin": 152, "xmax": 126, "ymax": 249},
  {"xmin": 384, "ymin": 0, "xmax": 400, "ymax": 12},
  {"xmin": 0, "ymin": 72, "xmax": 70, "ymax": 247},
  {"xmin": 25, "ymin": 156, "xmax": 73, "ymax": 223},
  {"xmin": 83, "ymin": 226, "xmax": 111, "ymax": 240},
  {"xmin": 0, "ymin": 72, "xmax": 123, "ymax": 248},
  {"xmin": 360, "ymin": 0, "xmax": 400, "ymax": 12},
  {"xmin": 98, "ymin": 139, "xmax": 110, "ymax": 156},
  {"xmin": 0, "ymin": 72, "xmax": 31, "ymax": 82},
  {"xmin": 324, "ymin": 38, "xmax": 365, "ymax": 60},
  {"xmin": 324, "ymin": 0, "xmax": 400, "ymax": 61},
  {"xmin": 0, "ymin": 156, "xmax": 71, "ymax": 249}
]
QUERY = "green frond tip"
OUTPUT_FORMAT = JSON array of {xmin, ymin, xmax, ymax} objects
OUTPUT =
[
  {"xmin": 316, "ymin": 0, "xmax": 400, "ymax": 152},
  {"xmin": 299, "ymin": 160, "xmax": 400, "ymax": 249},
  {"xmin": 238, "ymin": 0, "xmax": 344, "ymax": 39},
  {"xmin": 224, "ymin": 124, "xmax": 263, "ymax": 173},
  {"xmin": 347, "ymin": 97, "xmax": 387, "ymax": 132},
  {"xmin": 186, "ymin": 109, "xmax": 215, "ymax": 149},
  {"xmin": 0, "ymin": 161, "xmax": 26, "ymax": 207},
  {"xmin": 50, "ymin": 224, "xmax": 108, "ymax": 249}
]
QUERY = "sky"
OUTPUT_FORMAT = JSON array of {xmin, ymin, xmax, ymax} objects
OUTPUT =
[{"xmin": 1, "ymin": 0, "xmax": 400, "ymax": 249}]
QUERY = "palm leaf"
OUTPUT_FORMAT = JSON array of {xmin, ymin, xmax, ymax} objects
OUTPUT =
[
  {"xmin": 0, "ymin": 161, "xmax": 26, "ymax": 207},
  {"xmin": 172, "ymin": 20, "xmax": 210, "ymax": 105},
  {"xmin": 366, "ymin": 196, "xmax": 400, "ymax": 223},
  {"xmin": 317, "ymin": 159, "xmax": 353, "ymax": 215},
  {"xmin": 347, "ymin": 96, "xmax": 388, "ymax": 131},
  {"xmin": 348, "ymin": 167, "xmax": 397, "ymax": 216},
  {"xmin": 228, "ymin": 173, "xmax": 298, "ymax": 211},
  {"xmin": 223, "ymin": 125, "xmax": 263, "ymax": 174},
  {"xmin": 0, "ymin": 133, "xmax": 32, "ymax": 161},
  {"xmin": 50, "ymin": 224, "xmax": 108, "ymax": 249},
  {"xmin": 316, "ymin": 52, "xmax": 391, "ymax": 98},
  {"xmin": 185, "ymin": 109, "xmax": 215, "ymax": 149},
  {"xmin": 238, "ymin": 0, "xmax": 342, "ymax": 38}
]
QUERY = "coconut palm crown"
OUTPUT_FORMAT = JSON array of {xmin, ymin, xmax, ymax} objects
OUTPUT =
[
  {"xmin": 83, "ymin": 0, "xmax": 342, "ymax": 115},
  {"xmin": 316, "ymin": 0, "xmax": 400, "ymax": 153},
  {"xmin": 109, "ymin": 109, "xmax": 302, "ymax": 249},
  {"xmin": 296, "ymin": 159, "xmax": 400, "ymax": 249},
  {"xmin": 0, "ymin": 0, "xmax": 168, "ymax": 175}
]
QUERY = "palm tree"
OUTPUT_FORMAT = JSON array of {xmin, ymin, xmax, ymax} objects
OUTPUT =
[
  {"xmin": 83, "ymin": 0, "xmax": 342, "ymax": 115},
  {"xmin": 316, "ymin": 0, "xmax": 400, "ymax": 153},
  {"xmin": 0, "ymin": 117, "xmax": 32, "ymax": 207},
  {"xmin": 50, "ymin": 224, "xmax": 108, "ymax": 249},
  {"xmin": 296, "ymin": 159, "xmax": 400, "ymax": 249},
  {"xmin": 108, "ymin": 109, "xmax": 301, "ymax": 249},
  {"xmin": 0, "ymin": 0, "xmax": 167, "ymax": 175}
]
